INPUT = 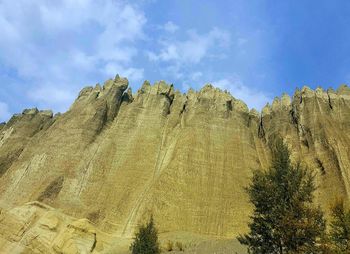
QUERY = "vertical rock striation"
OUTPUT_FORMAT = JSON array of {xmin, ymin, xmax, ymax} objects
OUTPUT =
[{"xmin": 0, "ymin": 76, "xmax": 349, "ymax": 252}]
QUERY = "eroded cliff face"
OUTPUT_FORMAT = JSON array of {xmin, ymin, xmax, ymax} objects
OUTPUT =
[{"xmin": 0, "ymin": 75, "xmax": 349, "ymax": 253}]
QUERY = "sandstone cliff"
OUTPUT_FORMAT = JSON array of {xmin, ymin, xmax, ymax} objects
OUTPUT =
[{"xmin": 0, "ymin": 75, "xmax": 349, "ymax": 253}]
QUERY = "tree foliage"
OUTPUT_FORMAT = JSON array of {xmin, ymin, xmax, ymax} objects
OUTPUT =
[
  {"xmin": 130, "ymin": 215, "xmax": 161, "ymax": 254},
  {"xmin": 329, "ymin": 198, "xmax": 350, "ymax": 253},
  {"xmin": 238, "ymin": 138, "xmax": 326, "ymax": 254}
]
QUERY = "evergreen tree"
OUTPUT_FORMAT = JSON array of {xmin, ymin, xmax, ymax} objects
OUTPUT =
[
  {"xmin": 329, "ymin": 198, "xmax": 350, "ymax": 253},
  {"xmin": 238, "ymin": 138, "xmax": 326, "ymax": 254},
  {"xmin": 130, "ymin": 215, "xmax": 161, "ymax": 254}
]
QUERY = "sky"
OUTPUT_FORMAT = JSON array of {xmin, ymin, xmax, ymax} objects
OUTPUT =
[{"xmin": 0, "ymin": 0, "xmax": 350, "ymax": 122}]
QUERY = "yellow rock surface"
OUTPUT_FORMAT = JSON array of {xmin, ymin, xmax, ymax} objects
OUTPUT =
[{"xmin": 0, "ymin": 75, "xmax": 349, "ymax": 252}]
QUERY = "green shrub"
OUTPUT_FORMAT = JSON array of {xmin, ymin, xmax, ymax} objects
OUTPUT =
[
  {"xmin": 329, "ymin": 198, "xmax": 350, "ymax": 253},
  {"xmin": 129, "ymin": 215, "xmax": 161, "ymax": 254},
  {"xmin": 238, "ymin": 137, "xmax": 326, "ymax": 254}
]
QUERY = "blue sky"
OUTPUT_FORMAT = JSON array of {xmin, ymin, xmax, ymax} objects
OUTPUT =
[{"xmin": 1, "ymin": 0, "xmax": 350, "ymax": 122}]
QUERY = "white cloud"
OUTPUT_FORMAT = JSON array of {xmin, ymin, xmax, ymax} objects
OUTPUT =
[
  {"xmin": 237, "ymin": 37, "xmax": 247, "ymax": 46},
  {"xmin": 191, "ymin": 72, "xmax": 203, "ymax": 81},
  {"xmin": 148, "ymin": 27, "xmax": 230, "ymax": 64},
  {"xmin": 103, "ymin": 63, "xmax": 144, "ymax": 83},
  {"xmin": 211, "ymin": 76, "xmax": 272, "ymax": 110},
  {"xmin": 146, "ymin": 27, "xmax": 230, "ymax": 83},
  {"xmin": 27, "ymin": 85, "xmax": 76, "ymax": 113},
  {"xmin": 163, "ymin": 21, "xmax": 179, "ymax": 33},
  {"xmin": 0, "ymin": 102, "xmax": 11, "ymax": 122},
  {"xmin": 0, "ymin": 0, "xmax": 146, "ymax": 112}
]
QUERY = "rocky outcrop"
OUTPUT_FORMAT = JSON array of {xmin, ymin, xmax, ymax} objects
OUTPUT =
[
  {"xmin": 0, "ymin": 202, "xmax": 101, "ymax": 253},
  {"xmin": 0, "ymin": 76, "xmax": 349, "ymax": 252},
  {"xmin": 0, "ymin": 108, "xmax": 54, "ymax": 177}
]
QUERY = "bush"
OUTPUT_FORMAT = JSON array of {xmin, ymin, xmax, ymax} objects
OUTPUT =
[
  {"xmin": 329, "ymin": 198, "xmax": 350, "ymax": 253},
  {"xmin": 129, "ymin": 215, "xmax": 161, "ymax": 254},
  {"xmin": 238, "ymin": 137, "xmax": 326, "ymax": 254}
]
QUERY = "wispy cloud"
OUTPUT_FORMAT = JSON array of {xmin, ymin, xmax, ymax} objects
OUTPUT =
[
  {"xmin": 162, "ymin": 21, "xmax": 179, "ymax": 33},
  {"xmin": 146, "ymin": 26, "xmax": 231, "ymax": 83},
  {"xmin": 211, "ymin": 76, "xmax": 272, "ymax": 110},
  {"xmin": 103, "ymin": 63, "xmax": 144, "ymax": 82},
  {"xmin": 0, "ymin": 102, "xmax": 11, "ymax": 122},
  {"xmin": 0, "ymin": 0, "xmax": 146, "ymax": 114},
  {"xmin": 3, "ymin": 0, "xmax": 338, "ymax": 119},
  {"xmin": 26, "ymin": 85, "xmax": 76, "ymax": 113},
  {"xmin": 148, "ymin": 27, "xmax": 230, "ymax": 64}
]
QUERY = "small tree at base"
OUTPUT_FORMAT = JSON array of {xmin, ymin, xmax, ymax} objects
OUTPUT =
[
  {"xmin": 238, "ymin": 137, "xmax": 326, "ymax": 254},
  {"xmin": 130, "ymin": 215, "xmax": 161, "ymax": 254},
  {"xmin": 329, "ymin": 198, "xmax": 350, "ymax": 253}
]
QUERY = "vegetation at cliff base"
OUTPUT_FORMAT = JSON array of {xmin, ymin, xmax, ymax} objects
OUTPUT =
[
  {"xmin": 238, "ymin": 138, "xmax": 327, "ymax": 253},
  {"xmin": 329, "ymin": 198, "xmax": 350, "ymax": 253},
  {"xmin": 130, "ymin": 215, "xmax": 161, "ymax": 254}
]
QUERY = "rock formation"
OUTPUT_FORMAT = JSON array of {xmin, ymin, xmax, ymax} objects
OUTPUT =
[{"xmin": 0, "ymin": 75, "xmax": 349, "ymax": 253}]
